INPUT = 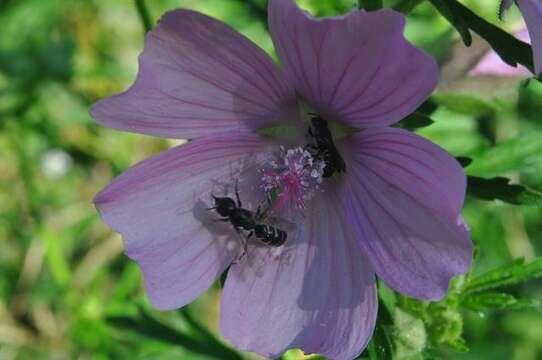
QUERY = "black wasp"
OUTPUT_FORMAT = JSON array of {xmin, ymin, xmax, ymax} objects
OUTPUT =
[
  {"xmin": 307, "ymin": 114, "xmax": 346, "ymax": 178},
  {"xmin": 209, "ymin": 182, "xmax": 287, "ymax": 250}
]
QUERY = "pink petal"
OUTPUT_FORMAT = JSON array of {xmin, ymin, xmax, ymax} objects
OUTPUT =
[
  {"xmin": 268, "ymin": 0, "xmax": 437, "ymax": 128},
  {"xmin": 95, "ymin": 131, "xmax": 274, "ymax": 310},
  {"xmin": 220, "ymin": 187, "xmax": 377, "ymax": 359},
  {"xmin": 339, "ymin": 128, "xmax": 472, "ymax": 300},
  {"xmin": 91, "ymin": 10, "xmax": 295, "ymax": 139},
  {"xmin": 470, "ymin": 30, "xmax": 532, "ymax": 77},
  {"xmin": 517, "ymin": 0, "xmax": 542, "ymax": 77}
]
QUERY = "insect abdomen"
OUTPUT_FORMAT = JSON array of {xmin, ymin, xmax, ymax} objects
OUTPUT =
[{"xmin": 254, "ymin": 224, "xmax": 287, "ymax": 247}]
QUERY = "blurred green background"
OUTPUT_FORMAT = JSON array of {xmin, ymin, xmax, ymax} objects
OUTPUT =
[{"xmin": 1, "ymin": 0, "xmax": 541, "ymax": 359}]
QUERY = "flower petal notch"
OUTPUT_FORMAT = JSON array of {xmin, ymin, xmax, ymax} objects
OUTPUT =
[
  {"xmin": 91, "ymin": 10, "xmax": 295, "ymax": 139},
  {"xmin": 339, "ymin": 128, "xmax": 472, "ymax": 300},
  {"xmin": 268, "ymin": 0, "xmax": 438, "ymax": 129},
  {"xmin": 94, "ymin": 131, "xmax": 273, "ymax": 309},
  {"xmin": 220, "ymin": 188, "xmax": 377, "ymax": 359}
]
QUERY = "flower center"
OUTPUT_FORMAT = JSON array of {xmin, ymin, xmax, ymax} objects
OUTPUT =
[{"xmin": 261, "ymin": 146, "xmax": 325, "ymax": 217}]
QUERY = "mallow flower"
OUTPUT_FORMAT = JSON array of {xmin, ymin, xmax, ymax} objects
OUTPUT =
[
  {"xmin": 500, "ymin": 0, "xmax": 542, "ymax": 77},
  {"xmin": 91, "ymin": 0, "xmax": 472, "ymax": 358}
]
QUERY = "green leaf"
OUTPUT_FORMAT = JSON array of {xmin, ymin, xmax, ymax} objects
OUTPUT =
[
  {"xmin": 108, "ymin": 308, "xmax": 242, "ymax": 360},
  {"xmin": 417, "ymin": 98, "xmax": 439, "ymax": 116},
  {"xmin": 177, "ymin": 307, "xmax": 242, "ymax": 356},
  {"xmin": 461, "ymin": 293, "xmax": 539, "ymax": 311},
  {"xmin": 393, "ymin": 0, "xmax": 426, "ymax": 13},
  {"xmin": 358, "ymin": 0, "xmax": 382, "ymax": 11},
  {"xmin": 395, "ymin": 112, "xmax": 434, "ymax": 130},
  {"xmin": 518, "ymin": 80, "xmax": 542, "ymax": 122},
  {"xmin": 436, "ymin": 0, "xmax": 534, "ymax": 73},
  {"xmin": 467, "ymin": 134, "xmax": 542, "ymax": 177},
  {"xmin": 429, "ymin": 0, "xmax": 472, "ymax": 46},
  {"xmin": 366, "ymin": 323, "xmax": 394, "ymax": 360},
  {"xmin": 446, "ymin": 337, "xmax": 470, "ymax": 353},
  {"xmin": 465, "ymin": 257, "xmax": 542, "ymax": 293},
  {"xmin": 456, "ymin": 156, "xmax": 472, "ymax": 168},
  {"xmin": 359, "ymin": 293, "xmax": 394, "ymax": 360},
  {"xmin": 40, "ymin": 226, "xmax": 71, "ymax": 287},
  {"xmin": 466, "ymin": 176, "xmax": 542, "ymax": 205},
  {"xmin": 432, "ymin": 93, "xmax": 495, "ymax": 116},
  {"xmin": 377, "ymin": 280, "xmax": 397, "ymax": 315}
]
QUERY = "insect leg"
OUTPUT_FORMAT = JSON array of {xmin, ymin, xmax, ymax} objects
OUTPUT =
[
  {"xmin": 234, "ymin": 227, "xmax": 248, "ymax": 261},
  {"xmin": 211, "ymin": 218, "xmax": 230, "ymax": 223},
  {"xmin": 234, "ymin": 179, "xmax": 242, "ymax": 207}
]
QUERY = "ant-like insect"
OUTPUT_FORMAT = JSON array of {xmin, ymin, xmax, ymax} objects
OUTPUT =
[
  {"xmin": 306, "ymin": 114, "xmax": 346, "ymax": 178},
  {"xmin": 209, "ymin": 181, "xmax": 287, "ymax": 255}
]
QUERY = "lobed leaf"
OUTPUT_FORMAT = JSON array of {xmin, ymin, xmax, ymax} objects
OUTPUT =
[
  {"xmin": 395, "ymin": 112, "xmax": 434, "ymax": 130},
  {"xmin": 456, "ymin": 156, "xmax": 472, "ymax": 168},
  {"xmin": 432, "ymin": 0, "xmax": 534, "ymax": 72},
  {"xmin": 429, "ymin": 0, "xmax": 472, "ymax": 46},
  {"xmin": 461, "ymin": 292, "xmax": 539, "ymax": 311},
  {"xmin": 467, "ymin": 176, "xmax": 542, "ymax": 205},
  {"xmin": 465, "ymin": 257, "xmax": 542, "ymax": 293},
  {"xmin": 468, "ymin": 136, "xmax": 542, "ymax": 177}
]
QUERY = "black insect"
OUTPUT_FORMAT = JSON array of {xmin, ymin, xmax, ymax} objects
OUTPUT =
[
  {"xmin": 307, "ymin": 115, "xmax": 346, "ymax": 178},
  {"xmin": 209, "ymin": 183, "xmax": 287, "ymax": 249}
]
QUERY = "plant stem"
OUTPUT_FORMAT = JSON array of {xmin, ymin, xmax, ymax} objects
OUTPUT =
[{"xmin": 134, "ymin": 0, "xmax": 152, "ymax": 33}]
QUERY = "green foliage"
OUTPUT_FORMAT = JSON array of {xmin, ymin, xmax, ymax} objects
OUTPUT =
[
  {"xmin": 108, "ymin": 306, "xmax": 242, "ymax": 359},
  {"xmin": 432, "ymin": 93, "xmax": 495, "ymax": 116},
  {"xmin": 359, "ymin": 0, "xmax": 383, "ymax": 11},
  {"xmin": 464, "ymin": 258, "xmax": 542, "ymax": 294},
  {"xmin": 429, "ymin": 0, "xmax": 472, "ymax": 46},
  {"xmin": 134, "ymin": 0, "xmax": 154, "ymax": 32},
  {"xmin": 467, "ymin": 134, "xmax": 542, "ymax": 177},
  {"xmin": 396, "ymin": 112, "xmax": 435, "ymax": 130},
  {"xmin": 460, "ymin": 293, "xmax": 539, "ymax": 311},
  {"xmin": 359, "ymin": 257, "xmax": 542, "ymax": 359},
  {"xmin": 467, "ymin": 176, "xmax": 542, "ymax": 205},
  {"xmin": 428, "ymin": 0, "xmax": 534, "ymax": 73},
  {"xmin": 392, "ymin": 0, "xmax": 426, "ymax": 13}
]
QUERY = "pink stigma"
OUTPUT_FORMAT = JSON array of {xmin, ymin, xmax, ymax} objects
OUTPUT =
[{"xmin": 261, "ymin": 147, "xmax": 325, "ymax": 217}]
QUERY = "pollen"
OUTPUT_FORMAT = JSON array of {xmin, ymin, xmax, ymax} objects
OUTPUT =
[{"xmin": 261, "ymin": 146, "xmax": 325, "ymax": 217}]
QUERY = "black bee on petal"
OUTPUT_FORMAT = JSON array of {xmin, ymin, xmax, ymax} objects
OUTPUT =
[
  {"xmin": 254, "ymin": 223, "xmax": 287, "ymax": 247},
  {"xmin": 209, "ymin": 182, "xmax": 287, "ymax": 251},
  {"xmin": 307, "ymin": 115, "xmax": 346, "ymax": 178}
]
